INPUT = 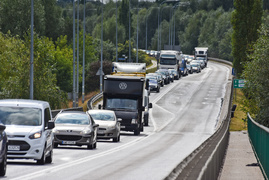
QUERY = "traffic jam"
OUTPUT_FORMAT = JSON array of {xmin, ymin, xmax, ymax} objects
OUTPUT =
[{"xmin": 0, "ymin": 48, "xmax": 208, "ymax": 177}]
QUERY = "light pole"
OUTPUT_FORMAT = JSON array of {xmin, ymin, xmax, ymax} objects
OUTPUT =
[
  {"xmin": 116, "ymin": 0, "xmax": 118, "ymax": 62},
  {"xmin": 76, "ymin": 0, "xmax": 79, "ymax": 107},
  {"xmin": 100, "ymin": 0, "xmax": 104, "ymax": 92},
  {"xmin": 129, "ymin": 0, "xmax": 131, "ymax": 62},
  {"xmin": 82, "ymin": 0, "xmax": 86, "ymax": 104},
  {"xmin": 72, "ymin": 0, "xmax": 76, "ymax": 107},
  {"xmin": 30, "ymin": 0, "xmax": 34, "ymax": 99}
]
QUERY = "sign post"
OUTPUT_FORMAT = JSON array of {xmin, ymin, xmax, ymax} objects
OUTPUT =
[{"xmin": 233, "ymin": 79, "xmax": 245, "ymax": 101}]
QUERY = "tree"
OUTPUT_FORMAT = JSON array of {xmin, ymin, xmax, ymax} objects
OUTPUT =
[
  {"xmin": 41, "ymin": 0, "xmax": 65, "ymax": 41},
  {"xmin": 243, "ymin": 22, "xmax": 269, "ymax": 126},
  {"xmin": 231, "ymin": 0, "xmax": 263, "ymax": 77},
  {"xmin": 0, "ymin": 0, "xmax": 45, "ymax": 38},
  {"xmin": 119, "ymin": 0, "xmax": 132, "ymax": 42}
]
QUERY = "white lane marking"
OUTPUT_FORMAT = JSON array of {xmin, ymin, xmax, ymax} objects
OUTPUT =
[{"xmin": 11, "ymin": 132, "xmax": 154, "ymax": 180}]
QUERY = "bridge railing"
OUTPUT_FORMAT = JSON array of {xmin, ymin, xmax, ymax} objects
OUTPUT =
[{"xmin": 248, "ymin": 114, "xmax": 269, "ymax": 179}]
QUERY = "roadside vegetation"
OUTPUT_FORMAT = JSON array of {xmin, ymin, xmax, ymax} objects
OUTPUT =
[
  {"xmin": 1, "ymin": 0, "xmax": 269, "ymax": 114},
  {"xmin": 230, "ymin": 89, "xmax": 247, "ymax": 131}
]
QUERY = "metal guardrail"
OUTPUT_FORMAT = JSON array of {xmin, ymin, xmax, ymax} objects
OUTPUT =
[
  {"xmin": 248, "ymin": 114, "xmax": 268, "ymax": 179},
  {"xmin": 208, "ymin": 57, "xmax": 233, "ymax": 66},
  {"xmin": 165, "ymin": 58, "xmax": 233, "ymax": 180},
  {"xmin": 87, "ymin": 92, "xmax": 103, "ymax": 110}
]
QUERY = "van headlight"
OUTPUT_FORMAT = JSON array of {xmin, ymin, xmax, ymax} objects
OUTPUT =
[
  {"xmin": 131, "ymin": 119, "xmax": 138, "ymax": 124},
  {"xmin": 29, "ymin": 131, "xmax": 42, "ymax": 139}
]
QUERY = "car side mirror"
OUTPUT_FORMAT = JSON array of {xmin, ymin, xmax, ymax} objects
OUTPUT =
[
  {"xmin": 117, "ymin": 118, "xmax": 122, "ymax": 122},
  {"xmin": 98, "ymin": 104, "xmax": 102, "ymax": 109},
  {"xmin": 148, "ymin": 103, "xmax": 152, "ymax": 109}
]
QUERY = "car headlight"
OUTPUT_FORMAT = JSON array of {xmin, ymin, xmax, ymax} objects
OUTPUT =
[
  {"xmin": 52, "ymin": 129, "xmax": 59, "ymax": 134},
  {"xmin": 80, "ymin": 129, "xmax": 92, "ymax": 135},
  {"xmin": 29, "ymin": 131, "xmax": 42, "ymax": 139},
  {"xmin": 107, "ymin": 126, "xmax": 116, "ymax": 130}
]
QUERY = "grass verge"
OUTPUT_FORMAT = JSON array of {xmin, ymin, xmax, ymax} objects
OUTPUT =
[{"xmin": 230, "ymin": 89, "xmax": 247, "ymax": 131}]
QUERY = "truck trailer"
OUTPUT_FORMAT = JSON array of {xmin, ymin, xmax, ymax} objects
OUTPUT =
[{"xmin": 194, "ymin": 47, "xmax": 208, "ymax": 67}]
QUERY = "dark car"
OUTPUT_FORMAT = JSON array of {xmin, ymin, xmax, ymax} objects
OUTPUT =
[
  {"xmin": 156, "ymin": 69, "xmax": 170, "ymax": 84},
  {"xmin": 147, "ymin": 73, "xmax": 164, "ymax": 87},
  {"xmin": 53, "ymin": 111, "xmax": 99, "ymax": 149},
  {"xmin": 0, "ymin": 124, "xmax": 7, "ymax": 176},
  {"xmin": 168, "ymin": 69, "xmax": 180, "ymax": 80}
]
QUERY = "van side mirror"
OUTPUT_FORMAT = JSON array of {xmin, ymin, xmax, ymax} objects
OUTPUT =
[
  {"xmin": 146, "ymin": 79, "xmax": 149, "ymax": 90},
  {"xmin": 98, "ymin": 104, "xmax": 102, "ymax": 109},
  {"xmin": 48, "ymin": 121, "xmax": 55, "ymax": 129},
  {"xmin": 148, "ymin": 103, "xmax": 152, "ymax": 109}
]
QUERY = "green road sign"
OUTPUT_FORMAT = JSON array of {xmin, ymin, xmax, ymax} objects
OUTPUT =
[{"xmin": 234, "ymin": 79, "xmax": 245, "ymax": 88}]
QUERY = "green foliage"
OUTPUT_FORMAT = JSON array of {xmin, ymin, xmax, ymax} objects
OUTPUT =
[
  {"xmin": 119, "ymin": 0, "xmax": 131, "ymax": 42},
  {"xmin": 85, "ymin": 60, "xmax": 112, "ymax": 92},
  {"xmin": 231, "ymin": 0, "xmax": 263, "ymax": 77},
  {"xmin": 243, "ymin": 21, "xmax": 269, "ymax": 126},
  {"xmin": 0, "ymin": 32, "xmax": 67, "ymax": 109}
]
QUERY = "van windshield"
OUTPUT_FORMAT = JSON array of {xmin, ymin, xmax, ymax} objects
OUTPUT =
[{"xmin": 0, "ymin": 107, "xmax": 42, "ymax": 126}]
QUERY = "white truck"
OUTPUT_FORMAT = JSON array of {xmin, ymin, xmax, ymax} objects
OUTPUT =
[
  {"xmin": 158, "ymin": 50, "xmax": 182, "ymax": 78},
  {"xmin": 194, "ymin": 47, "xmax": 208, "ymax": 67}
]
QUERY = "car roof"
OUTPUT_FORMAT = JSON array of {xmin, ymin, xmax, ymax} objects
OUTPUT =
[
  {"xmin": 88, "ymin": 109, "xmax": 115, "ymax": 114},
  {"xmin": 0, "ymin": 99, "xmax": 50, "ymax": 109},
  {"xmin": 59, "ymin": 110, "xmax": 86, "ymax": 114}
]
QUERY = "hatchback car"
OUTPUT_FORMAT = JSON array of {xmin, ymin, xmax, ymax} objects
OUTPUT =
[
  {"xmin": 146, "ymin": 76, "xmax": 160, "ymax": 93},
  {"xmin": 190, "ymin": 62, "xmax": 201, "ymax": 73},
  {"xmin": 53, "ymin": 111, "xmax": 99, "ymax": 149},
  {"xmin": 88, "ymin": 110, "xmax": 121, "ymax": 142}
]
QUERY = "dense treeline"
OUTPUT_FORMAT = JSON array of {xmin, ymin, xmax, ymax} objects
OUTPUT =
[{"xmin": 0, "ymin": 0, "xmax": 262, "ymax": 110}]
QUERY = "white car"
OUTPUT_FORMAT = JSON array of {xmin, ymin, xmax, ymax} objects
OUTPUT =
[
  {"xmin": 0, "ymin": 99, "xmax": 55, "ymax": 164},
  {"xmin": 88, "ymin": 110, "xmax": 121, "ymax": 142}
]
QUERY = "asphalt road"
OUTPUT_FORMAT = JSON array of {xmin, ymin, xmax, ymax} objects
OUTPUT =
[{"xmin": 6, "ymin": 61, "xmax": 230, "ymax": 180}]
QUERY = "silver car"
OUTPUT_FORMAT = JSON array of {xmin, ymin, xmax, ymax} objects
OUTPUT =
[
  {"xmin": 88, "ymin": 110, "xmax": 121, "ymax": 142},
  {"xmin": 53, "ymin": 111, "xmax": 99, "ymax": 149}
]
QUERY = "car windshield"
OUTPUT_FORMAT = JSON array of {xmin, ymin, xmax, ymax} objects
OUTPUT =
[
  {"xmin": 106, "ymin": 98, "xmax": 138, "ymax": 110},
  {"xmin": 89, "ymin": 112, "xmax": 115, "ymax": 121},
  {"xmin": 55, "ymin": 113, "xmax": 90, "ymax": 125},
  {"xmin": 191, "ymin": 63, "xmax": 199, "ymax": 67},
  {"xmin": 0, "ymin": 106, "xmax": 42, "ymax": 126}
]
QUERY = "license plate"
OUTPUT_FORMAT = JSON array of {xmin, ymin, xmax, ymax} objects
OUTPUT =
[
  {"xmin": 120, "ymin": 126, "xmax": 125, "ymax": 128},
  {"xmin": 62, "ymin": 141, "xmax": 76, "ymax": 145},
  {"xmin": 8, "ymin": 145, "xmax": 20, "ymax": 151},
  {"xmin": 98, "ymin": 130, "xmax": 105, "ymax": 134}
]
